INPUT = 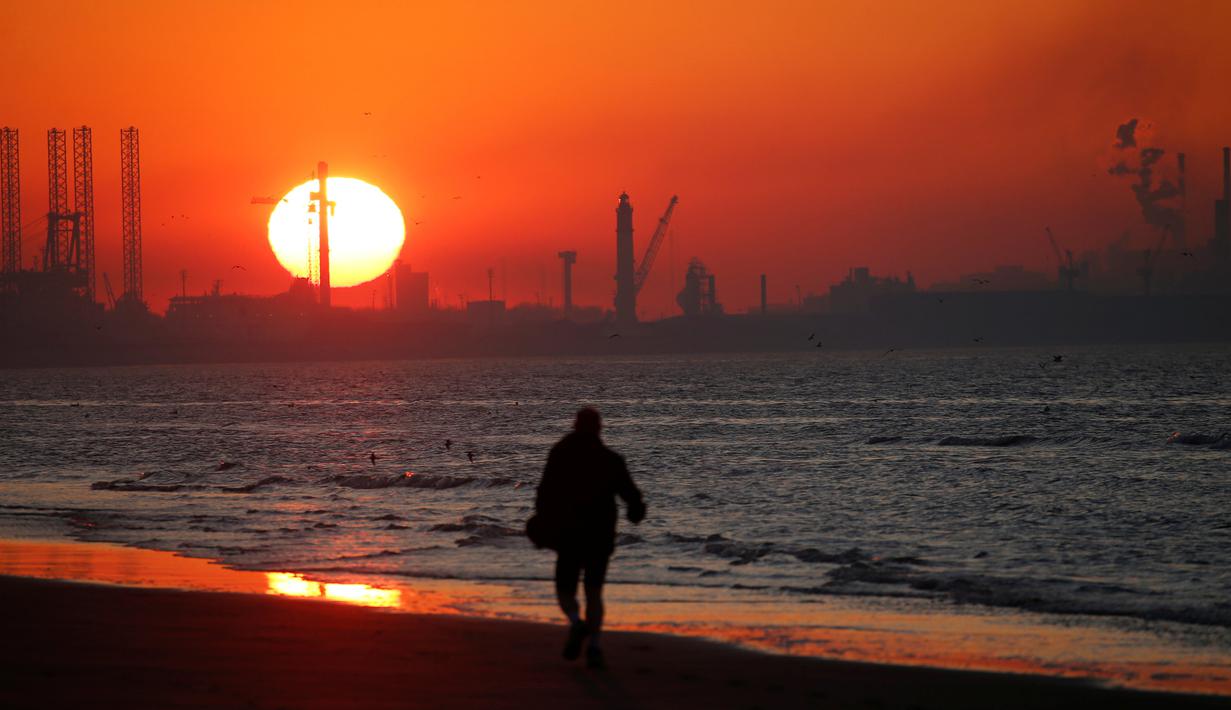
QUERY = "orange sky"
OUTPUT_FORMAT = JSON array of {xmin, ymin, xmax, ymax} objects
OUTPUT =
[{"xmin": 4, "ymin": 0, "xmax": 1231, "ymax": 315}]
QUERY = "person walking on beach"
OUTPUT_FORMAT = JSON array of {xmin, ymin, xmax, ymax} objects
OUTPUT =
[{"xmin": 531, "ymin": 407, "xmax": 645, "ymax": 669}]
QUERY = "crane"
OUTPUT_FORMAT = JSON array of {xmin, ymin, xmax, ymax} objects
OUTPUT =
[
  {"xmin": 102, "ymin": 271, "xmax": 117, "ymax": 309},
  {"xmin": 1044, "ymin": 226, "xmax": 1085, "ymax": 291},
  {"xmin": 633, "ymin": 195, "xmax": 678, "ymax": 294}
]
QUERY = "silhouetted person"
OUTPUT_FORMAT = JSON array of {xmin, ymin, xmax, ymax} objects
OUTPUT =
[{"xmin": 534, "ymin": 408, "xmax": 645, "ymax": 669}]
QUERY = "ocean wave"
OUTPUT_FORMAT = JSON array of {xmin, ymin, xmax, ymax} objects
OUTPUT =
[
  {"xmin": 695, "ymin": 533, "xmax": 872, "ymax": 567},
  {"xmin": 328, "ymin": 472, "xmax": 520, "ymax": 490},
  {"xmin": 429, "ymin": 514, "xmax": 522, "ymax": 538},
  {"xmin": 91, "ymin": 474, "xmax": 292, "ymax": 494},
  {"xmin": 937, "ymin": 435, "xmax": 1037, "ymax": 447},
  {"xmin": 220, "ymin": 475, "xmax": 293, "ymax": 493},
  {"xmin": 1168, "ymin": 431, "xmax": 1230, "ymax": 448},
  {"xmin": 785, "ymin": 561, "xmax": 1231, "ymax": 628},
  {"xmin": 91, "ymin": 479, "xmax": 204, "ymax": 492}
]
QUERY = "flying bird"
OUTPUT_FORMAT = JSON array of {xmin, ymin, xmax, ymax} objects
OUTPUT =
[
  {"xmin": 807, "ymin": 333, "xmax": 815, "ymax": 341},
  {"xmin": 971, "ymin": 278, "xmax": 991, "ymax": 286},
  {"xmin": 1053, "ymin": 355, "xmax": 1064, "ymax": 363},
  {"xmin": 972, "ymin": 337, "xmax": 984, "ymax": 343},
  {"xmin": 452, "ymin": 196, "xmax": 463, "ymax": 200},
  {"xmin": 1182, "ymin": 251, "xmax": 1194, "ymax": 257},
  {"xmin": 232, "ymin": 265, "xmax": 246, "ymax": 271},
  {"xmin": 815, "ymin": 341, "xmax": 823, "ymax": 348},
  {"xmin": 608, "ymin": 333, "xmax": 621, "ymax": 339},
  {"xmin": 881, "ymin": 347, "xmax": 900, "ymax": 357}
]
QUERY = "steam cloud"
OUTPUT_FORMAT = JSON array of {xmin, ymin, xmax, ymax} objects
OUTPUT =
[{"xmin": 1109, "ymin": 118, "xmax": 1183, "ymax": 241}]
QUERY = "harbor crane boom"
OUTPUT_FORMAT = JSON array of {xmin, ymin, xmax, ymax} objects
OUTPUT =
[{"xmin": 633, "ymin": 195, "xmax": 678, "ymax": 294}]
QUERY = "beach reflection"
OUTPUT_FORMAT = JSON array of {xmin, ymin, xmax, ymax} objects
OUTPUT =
[{"xmin": 266, "ymin": 572, "xmax": 401, "ymax": 608}]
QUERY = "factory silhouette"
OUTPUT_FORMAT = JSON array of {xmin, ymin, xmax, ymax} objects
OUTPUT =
[{"xmin": 1, "ymin": 124, "xmax": 1230, "ymax": 368}]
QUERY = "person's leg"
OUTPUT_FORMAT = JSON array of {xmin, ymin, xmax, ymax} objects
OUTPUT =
[
  {"xmin": 555, "ymin": 553, "xmax": 582, "ymax": 624},
  {"xmin": 582, "ymin": 553, "xmax": 610, "ymax": 647},
  {"xmin": 557, "ymin": 551, "xmax": 590, "ymax": 660}
]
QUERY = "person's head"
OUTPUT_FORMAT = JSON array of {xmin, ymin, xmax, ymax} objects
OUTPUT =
[{"xmin": 573, "ymin": 407, "xmax": 601, "ymax": 435}]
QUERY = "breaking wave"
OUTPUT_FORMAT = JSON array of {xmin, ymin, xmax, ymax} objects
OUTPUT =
[
  {"xmin": 328, "ymin": 473, "xmax": 521, "ymax": 490},
  {"xmin": 937, "ymin": 435, "xmax": 1038, "ymax": 447}
]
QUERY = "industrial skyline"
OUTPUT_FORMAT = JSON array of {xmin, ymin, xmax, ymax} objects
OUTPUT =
[{"xmin": 3, "ymin": 2, "xmax": 1231, "ymax": 317}]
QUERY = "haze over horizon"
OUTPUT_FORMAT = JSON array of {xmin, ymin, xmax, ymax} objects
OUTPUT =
[{"xmin": 4, "ymin": 0, "xmax": 1231, "ymax": 315}]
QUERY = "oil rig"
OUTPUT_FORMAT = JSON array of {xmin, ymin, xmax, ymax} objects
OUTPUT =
[{"xmin": 0, "ymin": 126, "xmax": 145, "ymax": 324}]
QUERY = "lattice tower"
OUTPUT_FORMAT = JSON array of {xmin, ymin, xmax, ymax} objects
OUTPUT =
[
  {"xmin": 120, "ymin": 127, "xmax": 142, "ymax": 302},
  {"xmin": 73, "ymin": 126, "xmax": 95, "ymax": 301},
  {"xmin": 0, "ymin": 128, "xmax": 19, "ymax": 273}
]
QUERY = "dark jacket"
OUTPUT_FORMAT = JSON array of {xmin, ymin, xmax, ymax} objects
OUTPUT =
[{"xmin": 535, "ymin": 431, "xmax": 645, "ymax": 556}]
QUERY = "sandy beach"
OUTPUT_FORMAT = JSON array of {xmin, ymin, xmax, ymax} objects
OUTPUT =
[{"xmin": 1, "ymin": 574, "xmax": 1225, "ymax": 710}]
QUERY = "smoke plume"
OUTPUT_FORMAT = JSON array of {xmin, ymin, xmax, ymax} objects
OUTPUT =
[{"xmin": 1108, "ymin": 118, "xmax": 1183, "ymax": 242}]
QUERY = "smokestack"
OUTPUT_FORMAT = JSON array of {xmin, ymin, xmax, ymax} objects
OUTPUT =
[
  {"xmin": 313, "ymin": 161, "xmax": 331, "ymax": 308},
  {"xmin": 1223, "ymin": 147, "xmax": 1229, "ymax": 205},
  {"xmin": 614, "ymin": 193, "xmax": 636, "ymax": 326},
  {"xmin": 760, "ymin": 274, "xmax": 767, "ymax": 315},
  {"xmin": 1178, "ymin": 152, "xmax": 1186, "ymax": 197}
]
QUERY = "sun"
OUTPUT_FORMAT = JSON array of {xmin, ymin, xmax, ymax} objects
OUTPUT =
[{"xmin": 267, "ymin": 177, "xmax": 405, "ymax": 288}]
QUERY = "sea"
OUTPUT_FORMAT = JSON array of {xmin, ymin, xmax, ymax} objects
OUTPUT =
[{"xmin": 2, "ymin": 346, "xmax": 1229, "ymax": 692}]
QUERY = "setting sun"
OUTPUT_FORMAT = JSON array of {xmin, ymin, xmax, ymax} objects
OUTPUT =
[{"xmin": 266, "ymin": 177, "xmax": 405, "ymax": 288}]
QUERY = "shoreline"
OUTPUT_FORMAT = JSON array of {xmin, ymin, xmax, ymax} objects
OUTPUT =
[
  {"xmin": 2, "ymin": 574, "xmax": 1228, "ymax": 710},
  {"xmin": 1, "ymin": 536, "xmax": 1229, "ymax": 705}
]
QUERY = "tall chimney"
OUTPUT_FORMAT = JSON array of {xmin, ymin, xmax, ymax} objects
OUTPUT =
[
  {"xmin": 1175, "ymin": 152, "xmax": 1187, "ymax": 248},
  {"xmin": 1177, "ymin": 152, "xmax": 1186, "ymax": 197},
  {"xmin": 1223, "ymin": 147, "xmax": 1230, "ymax": 205},
  {"xmin": 313, "ymin": 161, "xmax": 332, "ymax": 308}
]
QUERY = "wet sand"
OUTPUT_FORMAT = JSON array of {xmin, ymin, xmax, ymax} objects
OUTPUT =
[{"xmin": 1, "ymin": 575, "xmax": 1225, "ymax": 710}]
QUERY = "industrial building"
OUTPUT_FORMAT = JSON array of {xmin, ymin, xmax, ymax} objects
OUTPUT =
[{"xmin": 393, "ymin": 260, "xmax": 429, "ymax": 315}]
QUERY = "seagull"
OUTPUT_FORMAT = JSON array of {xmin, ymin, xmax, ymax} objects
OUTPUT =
[
  {"xmin": 232, "ymin": 265, "xmax": 246, "ymax": 271},
  {"xmin": 445, "ymin": 439, "xmax": 453, "ymax": 450},
  {"xmin": 815, "ymin": 341, "xmax": 823, "ymax": 348},
  {"xmin": 971, "ymin": 278, "xmax": 991, "ymax": 286},
  {"xmin": 807, "ymin": 333, "xmax": 815, "ymax": 341},
  {"xmin": 972, "ymin": 337, "xmax": 984, "ymax": 343},
  {"xmin": 1053, "ymin": 355, "xmax": 1064, "ymax": 363},
  {"xmin": 363, "ymin": 111, "xmax": 372, "ymax": 116},
  {"xmin": 882, "ymin": 347, "xmax": 900, "ymax": 357},
  {"xmin": 937, "ymin": 297, "xmax": 945, "ymax": 304},
  {"xmin": 369, "ymin": 452, "xmax": 377, "ymax": 466},
  {"xmin": 466, "ymin": 451, "xmax": 475, "ymax": 463},
  {"xmin": 452, "ymin": 196, "xmax": 462, "ymax": 200},
  {"xmin": 608, "ymin": 333, "xmax": 621, "ymax": 339},
  {"xmin": 1182, "ymin": 251, "xmax": 1194, "ymax": 257}
]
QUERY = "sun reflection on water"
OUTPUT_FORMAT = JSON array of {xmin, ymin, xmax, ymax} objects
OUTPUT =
[{"xmin": 266, "ymin": 572, "xmax": 401, "ymax": 608}]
